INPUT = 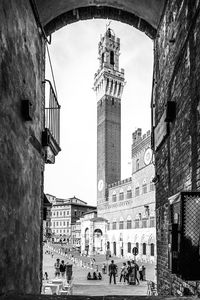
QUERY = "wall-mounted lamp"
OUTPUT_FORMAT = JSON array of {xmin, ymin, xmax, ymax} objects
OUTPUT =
[{"xmin": 152, "ymin": 174, "xmax": 160, "ymax": 184}]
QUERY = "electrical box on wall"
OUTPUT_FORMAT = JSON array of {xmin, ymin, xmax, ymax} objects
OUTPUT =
[{"xmin": 169, "ymin": 192, "xmax": 200, "ymax": 280}]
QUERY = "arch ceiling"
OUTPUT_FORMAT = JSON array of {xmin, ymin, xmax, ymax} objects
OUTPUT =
[{"xmin": 35, "ymin": 0, "xmax": 165, "ymax": 38}]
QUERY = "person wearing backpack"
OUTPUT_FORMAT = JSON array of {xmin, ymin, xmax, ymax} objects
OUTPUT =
[
  {"xmin": 60, "ymin": 260, "xmax": 66, "ymax": 278},
  {"xmin": 108, "ymin": 260, "xmax": 118, "ymax": 284}
]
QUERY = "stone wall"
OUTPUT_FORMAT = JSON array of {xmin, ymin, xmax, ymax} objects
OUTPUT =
[
  {"xmin": 0, "ymin": 0, "xmax": 45, "ymax": 294},
  {"xmin": 154, "ymin": 0, "xmax": 200, "ymax": 296}
]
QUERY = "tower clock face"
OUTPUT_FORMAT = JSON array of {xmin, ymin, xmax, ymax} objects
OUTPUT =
[
  {"xmin": 98, "ymin": 179, "xmax": 104, "ymax": 191},
  {"xmin": 144, "ymin": 148, "xmax": 153, "ymax": 165}
]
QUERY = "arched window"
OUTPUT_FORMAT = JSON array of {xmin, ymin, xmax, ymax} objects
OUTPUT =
[
  {"xmin": 142, "ymin": 181, "xmax": 147, "ymax": 194},
  {"xmin": 136, "ymin": 159, "xmax": 139, "ymax": 171},
  {"xmin": 118, "ymin": 83, "xmax": 121, "ymax": 96},
  {"xmin": 143, "ymin": 243, "xmax": 146, "ymax": 255},
  {"xmin": 119, "ymin": 191, "xmax": 124, "ymax": 200},
  {"xmin": 150, "ymin": 243, "xmax": 155, "ymax": 256},
  {"xmin": 127, "ymin": 218, "xmax": 132, "ymax": 229},
  {"xmin": 150, "ymin": 178, "xmax": 155, "ymax": 191},
  {"xmin": 110, "ymin": 80, "xmax": 113, "ymax": 93},
  {"xmin": 102, "ymin": 52, "xmax": 104, "ymax": 64},
  {"xmin": 107, "ymin": 222, "xmax": 110, "ymax": 230},
  {"xmin": 135, "ymin": 186, "xmax": 140, "ymax": 197},
  {"xmin": 127, "ymin": 242, "xmax": 131, "ymax": 253},
  {"xmin": 107, "ymin": 241, "xmax": 110, "ymax": 249},
  {"xmin": 150, "ymin": 216, "xmax": 155, "ymax": 227},
  {"xmin": 112, "ymin": 221, "xmax": 117, "ymax": 230},
  {"xmin": 127, "ymin": 189, "xmax": 132, "ymax": 199},
  {"xmin": 112, "ymin": 192, "xmax": 117, "ymax": 202},
  {"xmin": 136, "ymin": 242, "xmax": 139, "ymax": 252},
  {"xmin": 106, "ymin": 78, "xmax": 109, "ymax": 92},
  {"xmin": 119, "ymin": 219, "xmax": 124, "ymax": 229},
  {"xmin": 110, "ymin": 51, "xmax": 114, "ymax": 65},
  {"xmin": 114, "ymin": 81, "xmax": 117, "ymax": 95}
]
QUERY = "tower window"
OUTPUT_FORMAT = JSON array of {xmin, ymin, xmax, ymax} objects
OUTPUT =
[
  {"xmin": 106, "ymin": 78, "xmax": 109, "ymax": 92},
  {"xmin": 119, "ymin": 220, "xmax": 124, "ymax": 229},
  {"xmin": 135, "ymin": 186, "xmax": 140, "ymax": 197},
  {"xmin": 150, "ymin": 243, "xmax": 155, "ymax": 256},
  {"xmin": 136, "ymin": 159, "xmax": 139, "ymax": 171},
  {"xmin": 142, "ymin": 182, "xmax": 147, "ymax": 194},
  {"xmin": 112, "ymin": 194, "xmax": 117, "ymax": 202},
  {"xmin": 119, "ymin": 192, "xmax": 124, "ymax": 200},
  {"xmin": 102, "ymin": 52, "xmax": 104, "ymax": 64},
  {"xmin": 112, "ymin": 98, "xmax": 115, "ymax": 105},
  {"xmin": 127, "ymin": 242, "xmax": 131, "ymax": 253},
  {"xmin": 110, "ymin": 51, "xmax": 114, "ymax": 65},
  {"xmin": 127, "ymin": 219, "xmax": 132, "ymax": 229},
  {"xmin": 127, "ymin": 189, "xmax": 132, "ymax": 199},
  {"xmin": 143, "ymin": 243, "xmax": 146, "ymax": 255},
  {"xmin": 118, "ymin": 83, "xmax": 121, "ymax": 96}
]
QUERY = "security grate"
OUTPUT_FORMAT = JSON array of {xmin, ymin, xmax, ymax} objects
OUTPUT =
[
  {"xmin": 180, "ymin": 193, "xmax": 200, "ymax": 280},
  {"xmin": 183, "ymin": 195, "xmax": 200, "ymax": 247},
  {"xmin": 169, "ymin": 192, "xmax": 200, "ymax": 280}
]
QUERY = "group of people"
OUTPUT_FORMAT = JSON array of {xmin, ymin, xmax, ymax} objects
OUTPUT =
[
  {"xmin": 87, "ymin": 271, "xmax": 102, "ymax": 280},
  {"xmin": 108, "ymin": 260, "xmax": 145, "ymax": 285},
  {"xmin": 54, "ymin": 258, "xmax": 71, "ymax": 279}
]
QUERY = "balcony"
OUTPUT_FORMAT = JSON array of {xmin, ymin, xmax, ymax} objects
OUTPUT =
[{"xmin": 42, "ymin": 79, "xmax": 61, "ymax": 163}]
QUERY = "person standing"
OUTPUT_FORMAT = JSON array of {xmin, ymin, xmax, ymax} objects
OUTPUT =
[
  {"xmin": 54, "ymin": 258, "xmax": 61, "ymax": 278},
  {"xmin": 119, "ymin": 262, "xmax": 127, "ymax": 283},
  {"xmin": 139, "ymin": 265, "xmax": 143, "ymax": 281},
  {"xmin": 60, "ymin": 260, "xmax": 66, "ymax": 278},
  {"xmin": 102, "ymin": 263, "xmax": 107, "ymax": 274},
  {"xmin": 126, "ymin": 261, "xmax": 131, "ymax": 284},
  {"xmin": 131, "ymin": 260, "xmax": 139, "ymax": 285},
  {"xmin": 108, "ymin": 260, "xmax": 118, "ymax": 284}
]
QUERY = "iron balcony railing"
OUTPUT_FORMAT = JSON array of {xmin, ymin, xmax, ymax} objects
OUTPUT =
[{"xmin": 44, "ymin": 79, "xmax": 60, "ymax": 146}]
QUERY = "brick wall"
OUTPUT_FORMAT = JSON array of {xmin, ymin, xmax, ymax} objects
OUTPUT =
[
  {"xmin": 154, "ymin": 0, "xmax": 200, "ymax": 296},
  {"xmin": 0, "ymin": 0, "xmax": 45, "ymax": 294}
]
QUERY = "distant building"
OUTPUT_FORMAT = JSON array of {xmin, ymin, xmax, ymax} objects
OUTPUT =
[
  {"xmin": 73, "ymin": 219, "xmax": 81, "ymax": 249},
  {"xmin": 43, "ymin": 194, "xmax": 52, "ymax": 242},
  {"xmin": 47, "ymin": 195, "xmax": 96, "ymax": 243},
  {"xmin": 98, "ymin": 129, "xmax": 156, "ymax": 261}
]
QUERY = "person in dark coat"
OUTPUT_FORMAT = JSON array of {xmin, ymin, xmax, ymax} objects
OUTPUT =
[{"xmin": 108, "ymin": 260, "xmax": 118, "ymax": 284}]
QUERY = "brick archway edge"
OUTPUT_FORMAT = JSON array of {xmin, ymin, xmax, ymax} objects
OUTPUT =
[{"xmin": 44, "ymin": 6, "xmax": 157, "ymax": 39}]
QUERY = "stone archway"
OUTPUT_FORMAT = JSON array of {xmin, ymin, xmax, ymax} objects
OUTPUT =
[
  {"xmin": 85, "ymin": 227, "xmax": 90, "ymax": 254},
  {"xmin": 35, "ymin": 0, "xmax": 165, "ymax": 38},
  {"xmin": 93, "ymin": 228, "xmax": 103, "ymax": 253},
  {"xmin": 1, "ymin": 0, "xmax": 200, "ymax": 296}
]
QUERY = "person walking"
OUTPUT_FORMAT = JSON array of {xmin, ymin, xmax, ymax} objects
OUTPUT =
[
  {"xmin": 108, "ymin": 260, "xmax": 118, "ymax": 284},
  {"xmin": 131, "ymin": 260, "xmax": 139, "ymax": 285},
  {"xmin": 60, "ymin": 260, "xmax": 66, "ymax": 278},
  {"xmin": 119, "ymin": 262, "xmax": 127, "ymax": 283},
  {"xmin": 102, "ymin": 263, "xmax": 107, "ymax": 274},
  {"xmin": 139, "ymin": 265, "xmax": 143, "ymax": 281}
]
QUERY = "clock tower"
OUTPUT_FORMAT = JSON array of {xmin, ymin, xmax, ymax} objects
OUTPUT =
[{"xmin": 94, "ymin": 28, "xmax": 125, "ymax": 204}]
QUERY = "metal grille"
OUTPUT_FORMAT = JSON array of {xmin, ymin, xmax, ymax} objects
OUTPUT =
[
  {"xmin": 183, "ymin": 195, "xmax": 200, "ymax": 247},
  {"xmin": 180, "ymin": 193, "xmax": 200, "ymax": 280}
]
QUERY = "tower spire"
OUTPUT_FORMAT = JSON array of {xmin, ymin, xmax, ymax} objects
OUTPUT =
[{"xmin": 94, "ymin": 29, "xmax": 125, "ymax": 204}]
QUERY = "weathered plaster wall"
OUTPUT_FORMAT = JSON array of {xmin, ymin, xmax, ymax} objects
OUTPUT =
[
  {"xmin": 153, "ymin": 0, "xmax": 200, "ymax": 296},
  {"xmin": 0, "ymin": 0, "xmax": 45, "ymax": 294}
]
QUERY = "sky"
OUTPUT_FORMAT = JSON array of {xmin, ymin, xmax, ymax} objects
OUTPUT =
[{"xmin": 44, "ymin": 19, "xmax": 153, "ymax": 206}]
